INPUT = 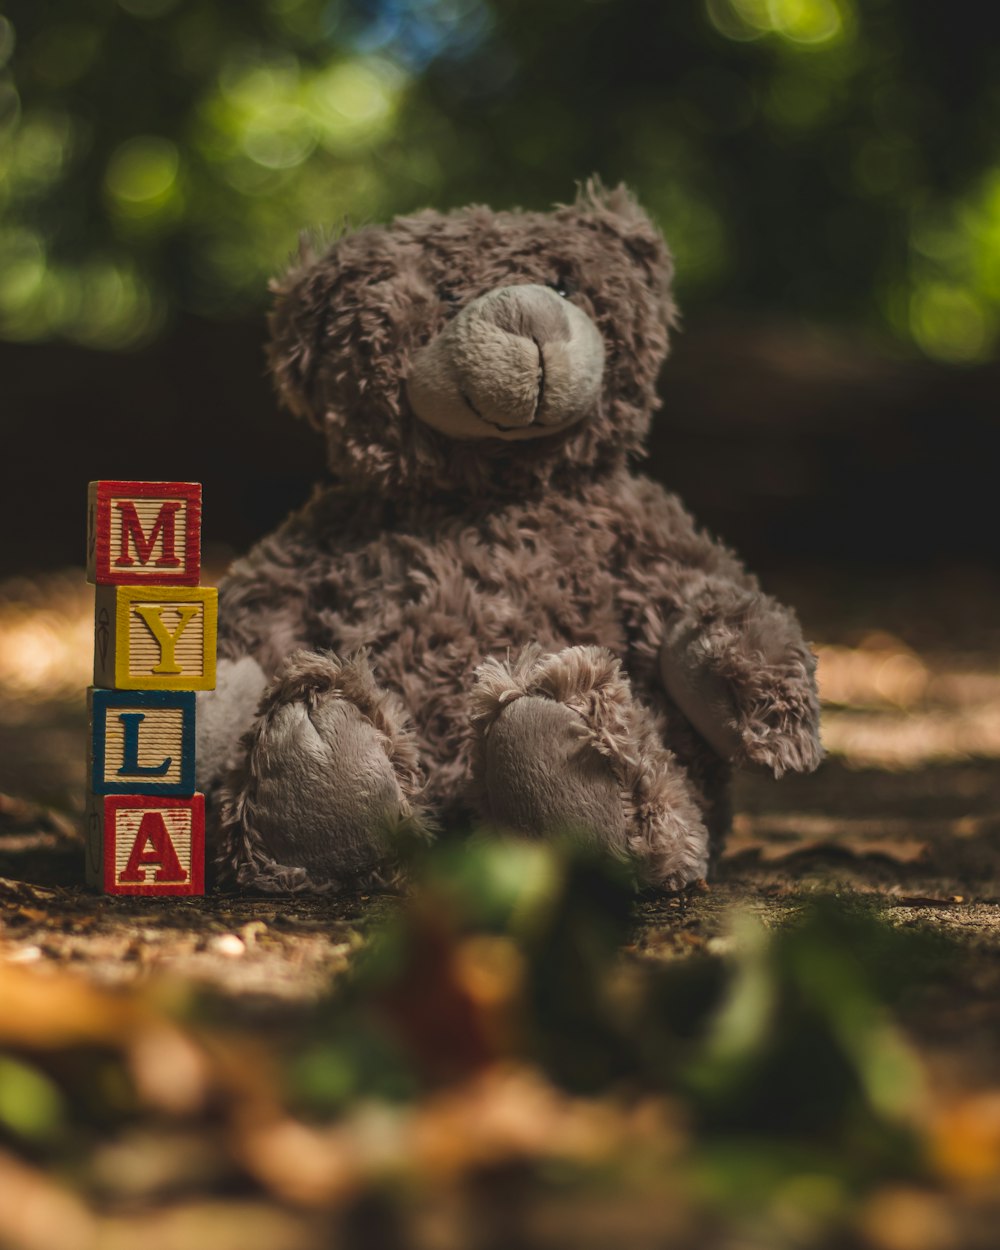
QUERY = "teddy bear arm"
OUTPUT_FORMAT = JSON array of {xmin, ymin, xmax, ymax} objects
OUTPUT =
[
  {"xmin": 197, "ymin": 554, "xmax": 315, "ymax": 796},
  {"xmin": 657, "ymin": 571, "xmax": 823, "ymax": 778}
]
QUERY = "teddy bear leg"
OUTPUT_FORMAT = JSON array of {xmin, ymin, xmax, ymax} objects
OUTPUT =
[
  {"xmin": 469, "ymin": 644, "xmax": 709, "ymax": 890},
  {"xmin": 213, "ymin": 648, "xmax": 433, "ymax": 893}
]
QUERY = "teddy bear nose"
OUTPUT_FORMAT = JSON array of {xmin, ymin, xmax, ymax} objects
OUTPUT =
[
  {"xmin": 449, "ymin": 284, "xmax": 605, "ymax": 431},
  {"xmin": 407, "ymin": 281, "xmax": 605, "ymax": 440},
  {"xmin": 446, "ymin": 285, "xmax": 567, "ymax": 429}
]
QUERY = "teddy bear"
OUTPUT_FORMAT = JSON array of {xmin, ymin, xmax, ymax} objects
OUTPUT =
[{"xmin": 195, "ymin": 180, "xmax": 823, "ymax": 894}]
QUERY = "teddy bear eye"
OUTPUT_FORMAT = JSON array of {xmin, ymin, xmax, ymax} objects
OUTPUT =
[
  {"xmin": 547, "ymin": 277, "xmax": 574, "ymax": 299},
  {"xmin": 439, "ymin": 288, "xmax": 460, "ymax": 304}
]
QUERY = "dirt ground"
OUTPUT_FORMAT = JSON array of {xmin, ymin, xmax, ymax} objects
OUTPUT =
[
  {"xmin": 3, "ymin": 565, "xmax": 1000, "ymax": 999},
  {"xmin": 2, "ymin": 565, "xmax": 1000, "ymax": 1248}
]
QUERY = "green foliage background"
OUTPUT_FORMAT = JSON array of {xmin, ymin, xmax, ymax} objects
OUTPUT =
[{"xmin": 2, "ymin": 0, "xmax": 999, "ymax": 361}]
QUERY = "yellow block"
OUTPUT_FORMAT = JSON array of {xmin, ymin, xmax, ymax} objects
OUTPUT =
[{"xmin": 94, "ymin": 585, "xmax": 218, "ymax": 691}]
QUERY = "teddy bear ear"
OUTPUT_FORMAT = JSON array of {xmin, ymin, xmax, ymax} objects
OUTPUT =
[
  {"xmin": 265, "ymin": 229, "xmax": 341, "ymax": 430},
  {"xmin": 572, "ymin": 177, "xmax": 678, "ymax": 329},
  {"xmin": 574, "ymin": 176, "xmax": 654, "ymax": 227},
  {"xmin": 572, "ymin": 177, "xmax": 672, "ymax": 268}
]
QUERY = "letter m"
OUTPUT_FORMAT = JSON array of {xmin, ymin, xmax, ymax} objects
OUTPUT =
[{"xmin": 115, "ymin": 500, "xmax": 182, "ymax": 568}]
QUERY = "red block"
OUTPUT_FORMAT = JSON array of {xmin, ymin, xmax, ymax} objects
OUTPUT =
[
  {"xmin": 87, "ymin": 481, "xmax": 201, "ymax": 586},
  {"xmin": 87, "ymin": 793, "xmax": 205, "ymax": 896}
]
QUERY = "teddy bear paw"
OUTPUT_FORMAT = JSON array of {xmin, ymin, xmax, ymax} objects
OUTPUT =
[
  {"xmin": 730, "ymin": 685, "xmax": 825, "ymax": 778},
  {"xmin": 659, "ymin": 598, "xmax": 824, "ymax": 780}
]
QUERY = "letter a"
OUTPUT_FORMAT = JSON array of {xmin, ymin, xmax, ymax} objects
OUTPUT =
[
  {"xmin": 119, "ymin": 811, "xmax": 187, "ymax": 883},
  {"xmin": 134, "ymin": 604, "xmax": 200, "ymax": 675},
  {"xmin": 115, "ymin": 500, "xmax": 182, "ymax": 568}
]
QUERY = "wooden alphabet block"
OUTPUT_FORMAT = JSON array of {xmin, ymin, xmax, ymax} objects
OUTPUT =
[
  {"xmin": 86, "ymin": 793, "xmax": 205, "ymax": 896},
  {"xmin": 87, "ymin": 480, "xmax": 201, "ymax": 586},
  {"xmin": 88, "ymin": 688, "xmax": 196, "ymax": 796},
  {"xmin": 94, "ymin": 585, "xmax": 218, "ymax": 691},
  {"xmin": 84, "ymin": 802, "xmax": 103, "ymax": 891}
]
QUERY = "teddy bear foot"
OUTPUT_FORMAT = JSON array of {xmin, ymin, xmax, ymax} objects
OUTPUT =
[
  {"xmin": 480, "ymin": 694, "xmax": 628, "ymax": 841},
  {"xmin": 214, "ymin": 648, "xmax": 433, "ymax": 893},
  {"xmin": 470, "ymin": 644, "xmax": 710, "ymax": 891}
]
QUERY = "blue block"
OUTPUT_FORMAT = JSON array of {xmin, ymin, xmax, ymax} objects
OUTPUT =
[{"xmin": 89, "ymin": 688, "xmax": 196, "ymax": 796}]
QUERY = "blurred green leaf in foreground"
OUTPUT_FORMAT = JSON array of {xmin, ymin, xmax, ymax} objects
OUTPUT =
[
  {"xmin": 0, "ymin": 833, "xmax": 990, "ymax": 1249},
  {"xmin": 291, "ymin": 836, "xmax": 955, "ymax": 1212}
]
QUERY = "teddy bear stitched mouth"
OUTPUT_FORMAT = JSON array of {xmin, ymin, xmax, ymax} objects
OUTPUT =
[
  {"xmin": 462, "ymin": 335, "xmax": 548, "ymax": 432},
  {"xmin": 533, "ymin": 335, "xmax": 547, "ymax": 420}
]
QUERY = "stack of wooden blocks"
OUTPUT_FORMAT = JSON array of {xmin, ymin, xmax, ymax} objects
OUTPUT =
[{"xmin": 85, "ymin": 481, "xmax": 217, "ymax": 895}]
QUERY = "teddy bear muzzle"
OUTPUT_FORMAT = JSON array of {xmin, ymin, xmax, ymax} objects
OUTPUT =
[{"xmin": 407, "ymin": 283, "xmax": 605, "ymax": 441}]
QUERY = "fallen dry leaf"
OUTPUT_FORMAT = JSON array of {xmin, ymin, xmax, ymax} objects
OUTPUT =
[
  {"xmin": 725, "ymin": 811, "xmax": 939, "ymax": 864},
  {"xmin": 726, "ymin": 832, "xmax": 929, "ymax": 866},
  {"xmin": 234, "ymin": 1062, "xmax": 683, "ymax": 1208},
  {"xmin": 888, "ymin": 894, "xmax": 966, "ymax": 908},
  {"xmin": 928, "ymin": 1091, "xmax": 1000, "ymax": 1186},
  {"xmin": 0, "ymin": 794, "xmax": 79, "ymax": 841},
  {"xmin": 860, "ymin": 1186, "xmax": 960, "ymax": 1250},
  {"xmin": 0, "ymin": 878, "xmax": 58, "ymax": 903},
  {"xmin": 0, "ymin": 963, "xmax": 216, "ymax": 1117},
  {"xmin": 0, "ymin": 1149, "xmax": 93, "ymax": 1250}
]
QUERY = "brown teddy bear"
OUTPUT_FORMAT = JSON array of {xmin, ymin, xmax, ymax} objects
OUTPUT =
[{"xmin": 196, "ymin": 181, "xmax": 823, "ymax": 893}]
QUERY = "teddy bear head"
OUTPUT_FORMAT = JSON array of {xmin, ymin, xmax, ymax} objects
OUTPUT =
[{"xmin": 267, "ymin": 181, "xmax": 676, "ymax": 500}]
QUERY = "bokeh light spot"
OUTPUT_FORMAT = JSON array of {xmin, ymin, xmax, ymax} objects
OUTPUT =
[
  {"xmin": 766, "ymin": 0, "xmax": 844, "ymax": 44},
  {"xmin": 242, "ymin": 106, "xmax": 316, "ymax": 169},
  {"xmin": 909, "ymin": 283, "xmax": 994, "ymax": 364},
  {"xmin": 3, "ymin": 111, "xmax": 75, "ymax": 190},
  {"xmin": 707, "ymin": 0, "xmax": 848, "ymax": 47},
  {"xmin": 106, "ymin": 136, "xmax": 179, "ymax": 204},
  {"xmin": 219, "ymin": 56, "xmax": 301, "ymax": 110},
  {"xmin": 105, "ymin": 136, "xmax": 181, "ymax": 221},
  {"xmin": 309, "ymin": 58, "xmax": 403, "ymax": 150},
  {"xmin": 0, "ymin": 78, "xmax": 20, "ymax": 133},
  {"xmin": 706, "ymin": 0, "xmax": 765, "ymax": 41},
  {"xmin": 0, "ymin": 229, "xmax": 46, "ymax": 321},
  {"xmin": 0, "ymin": 17, "xmax": 15, "ymax": 69},
  {"xmin": 964, "ymin": 170, "xmax": 1000, "ymax": 302},
  {"xmin": 910, "ymin": 211, "xmax": 967, "ymax": 264},
  {"xmin": 69, "ymin": 261, "xmax": 162, "ymax": 349}
]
